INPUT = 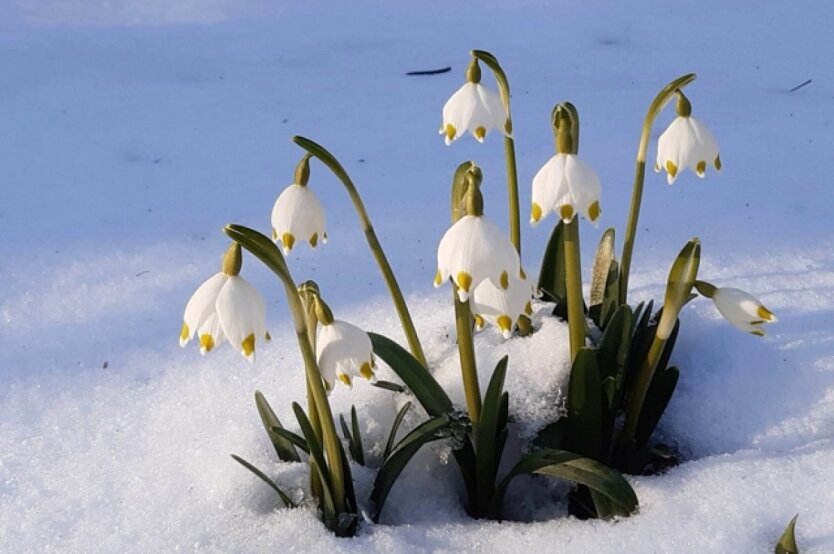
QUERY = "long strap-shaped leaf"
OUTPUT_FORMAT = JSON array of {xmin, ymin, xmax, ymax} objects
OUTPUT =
[
  {"xmin": 291, "ymin": 402, "xmax": 337, "ymax": 530},
  {"xmin": 369, "ymin": 332, "xmax": 453, "ymax": 417},
  {"xmin": 370, "ymin": 416, "xmax": 451, "ymax": 522},
  {"xmin": 475, "ymin": 356, "xmax": 508, "ymax": 515},
  {"xmin": 230, "ymin": 454, "xmax": 295, "ymax": 508},
  {"xmin": 489, "ymin": 449, "xmax": 638, "ymax": 519},
  {"xmin": 384, "ymin": 401, "xmax": 412, "ymax": 460},
  {"xmin": 255, "ymin": 391, "xmax": 301, "ymax": 462},
  {"xmin": 270, "ymin": 426, "xmax": 310, "ymax": 455},
  {"xmin": 368, "ymin": 331, "xmax": 478, "ymax": 510}
]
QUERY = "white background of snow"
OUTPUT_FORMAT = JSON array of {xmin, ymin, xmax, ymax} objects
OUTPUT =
[{"xmin": 1, "ymin": 0, "xmax": 833, "ymax": 552}]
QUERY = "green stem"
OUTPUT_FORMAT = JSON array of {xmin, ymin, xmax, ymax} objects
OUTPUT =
[
  {"xmin": 293, "ymin": 136, "xmax": 427, "ymax": 368},
  {"xmin": 455, "ymin": 294, "xmax": 482, "ymax": 425},
  {"xmin": 298, "ymin": 286, "xmax": 324, "ymax": 499},
  {"xmin": 619, "ymin": 73, "xmax": 696, "ymax": 306},
  {"xmin": 472, "ymin": 50, "xmax": 520, "ymax": 254},
  {"xmin": 224, "ymin": 224, "xmax": 346, "ymax": 514},
  {"xmin": 620, "ymin": 335, "xmax": 666, "ymax": 446},
  {"xmin": 563, "ymin": 218, "xmax": 585, "ymax": 361},
  {"xmin": 504, "ymin": 137, "xmax": 521, "ymax": 253}
]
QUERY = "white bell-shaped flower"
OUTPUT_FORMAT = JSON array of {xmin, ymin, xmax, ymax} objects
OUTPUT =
[
  {"xmin": 440, "ymin": 82, "xmax": 509, "ymax": 145},
  {"xmin": 655, "ymin": 116, "xmax": 721, "ymax": 185},
  {"xmin": 270, "ymin": 183, "xmax": 327, "ymax": 255},
  {"xmin": 711, "ymin": 287, "xmax": 777, "ymax": 337},
  {"xmin": 435, "ymin": 214, "xmax": 521, "ymax": 303},
  {"xmin": 316, "ymin": 319, "xmax": 376, "ymax": 390},
  {"xmin": 530, "ymin": 153, "xmax": 602, "ymax": 227},
  {"xmin": 180, "ymin": 244, "xmax": 269, "ymax": 362},
  {"xmin": 472, "ymin": 275, "xmax": 534, "ymax": 339}
]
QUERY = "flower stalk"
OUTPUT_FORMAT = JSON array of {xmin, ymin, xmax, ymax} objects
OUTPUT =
[
  {"xmin": 553, "ymin": 103, "xmax": 585, "ymax": 361},
  {"xmin": 224, "ymin": 224, "xmax": 347, "ymax": 515},
  {"xmin": 619, "ymin": 73, "xmax": 697, "ymax": 306},
  {"xmin": 292, "ymin": 136, "xmax": 427, "ymax": 368},
  {"xmin": 451, "ymin": 163, "xmax": 484, "ymax": 424},
  {"xmin": 471, "ymin": 50, "xmax": 521, "ymax": 254}
]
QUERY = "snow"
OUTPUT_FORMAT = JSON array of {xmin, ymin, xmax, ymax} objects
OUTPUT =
[{"xmin": 2, "ymin": 0, "xmax": 834, "ymax": 552}]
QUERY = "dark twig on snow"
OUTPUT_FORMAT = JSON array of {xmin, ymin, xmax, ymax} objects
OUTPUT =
[
  {"xmin": 789, "ymin": 79, "xmax": 812, "ymax": 93},
  {"xmin": 406, "ymin": 66, "xmax": 452, "ymax": 76}
]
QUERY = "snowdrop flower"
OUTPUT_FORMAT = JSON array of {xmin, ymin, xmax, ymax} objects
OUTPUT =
[
  {"xmin": 710, "ymin": 287, "xmax": 777, "ymax": 337},
  {"xmin": 472, "ymin": 275, "xmax": 534, "ymax": 339},
  {"xmin": 530, "ymin": 153, "xmax": 602, "ymax": 227},
  {"xmin": 655, "ymin": 91, "xmax": 721, "ymax": 185},
  {"xmin": 314, "ymin": 297, "xmax": 375, "ymax": 390},
  {"xmin": 440, "ymin": 59, "xmax": 510, "ymax": 145},
  {"xmin": 271, "ymin": 154, "xmax": 327, "ymax": 255},
  {"xmin": 435, "ymin": 214, "xmax": 522, "ymax": 303},
  {"xmin": 179, "ymin": 243, "xmax": 269, "ymax": 362}
]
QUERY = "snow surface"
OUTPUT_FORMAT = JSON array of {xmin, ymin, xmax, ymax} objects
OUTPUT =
[{"xmin": 2, "ymin": 0, "xmax": 834, "ymax": 552}]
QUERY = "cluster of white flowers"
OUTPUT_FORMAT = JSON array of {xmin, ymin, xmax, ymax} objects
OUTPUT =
[{"xmin": 180, "ymin": 171, "xmax": 375, "ymax": 391}]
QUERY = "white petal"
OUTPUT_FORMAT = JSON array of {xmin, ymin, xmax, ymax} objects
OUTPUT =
[
  {"xmin": 441, "ymin": 83, "xmax": 479, "ymax": 144},
  {"xmin": 564, "ymin": 155, "xmax": 602, "ymax": 225},
  {"xmin": 181, "ymin": 273, "xmax": 227, "ymax": 346},
  {"xmin": 712, "ymin": 287, "xmax": 775, "ymax": 326},
  {"xmin": 477, "ymin": 84, "xmax": 509, "ymax": 137},
  {"xmin": 530, "ymin": 155, "xmax": 565, "ymax": 225},
  {"xmin": 270, "ymin": 184, "xmax": 327, "ymax": 251},
  {"xmin": 316, "ymin": 320, "xmax": 374, "ymax": 385},
  {"xmin": 216, "ymin": 276, "xmax": 267, "ymax": 362},
  {"xmin": 472, "ymin": 275, "xmax": 533, "ymax": 331},
  {"xmin": 196, "ymin": 313, "xmax": 226, "ymax": 355},
  {"xmin": 437, "ymin": 215, "xmax": 520, "ymax": 298}
]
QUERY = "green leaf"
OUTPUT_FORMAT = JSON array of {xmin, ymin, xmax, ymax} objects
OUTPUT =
[
  {"xmin": 270, "ymin": 426, "xmax": 310, "ymax": 455},
  {"xmin": 291, "ymin": 402, "xmax": 337, "ymax": 529},
  {"xmin": 538, "ymin": 221, "xmax": 566, "ymax": 305},
  {"xmin": 563, "ymin": 347, "xmax": 604, "ymax": 460},
  {"xmin": 590, "ymin": 229, "xmax": 616, "ymax": 328},
  {"xmin": 372, "ymin": 380, "xmax": 407, "ymax": 394},
  {"xmin": 350, "ymin": 406, "xmax": 365, "ymax": 466},
  {"xmin": 491, "ymin": 449, "xmax": 638, "ymax": 519},
  {"xmin": 255, "ymin": 391, "xmax": 301, "ymax": 462},
  {"xmin": 371, "ymin": 416, "xmax": 452, "ymax": 522},
  {"xmin": 224, "ymin": 224, "xmax": 290, "ymax": 284},
  {"xmin": 590, "ymin": 228, "xmax": 616, "ymax": 307},
  {"xmin": 600, "ymin": 260, "xmax": 620, "ymax": 329},
  {"xmin": 775, "ymin": 514, "xmax": 800, "ymax": 554},
  {"xmin": 475, "ymin": 356, "xmax": 509, "ymax": 515},
  {"xmin": 635, "ymin": 366, "xmax": 679, "ymax": 448},
  {"xmin": 335, "ymin": 436, "xmax": 358, "ymax": 537},
  {"xmin": 369, "ymin": 332, "xmax": 453, "ymax": 417},
  {"xmin": 230, "ymin": 454, "xmax": 295, "ymax": 508},
  {"xmin": 384, "ymin": 401, "xmax": 412, "ymax": 460}
]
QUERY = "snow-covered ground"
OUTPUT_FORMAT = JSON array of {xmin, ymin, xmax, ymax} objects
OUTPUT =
[{"xmin": 2, "ymin": 1, "xmax": 833, "ymax": 551}]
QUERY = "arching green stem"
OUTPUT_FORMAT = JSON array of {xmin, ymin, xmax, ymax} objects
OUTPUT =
[
  {"xmin": 618, "ymin": 73, "xmax": 697, "ymax": 306},
  {"xmin": 471, "ymin": 50, "xmax": 520, "ymax": 255},
  {"xmin": 292, "ymin": 136, "xmax": 427, "ymax": 367},
  {"xmin": 224, "ymin": 224, "xmax": 347, "ymax": 515}
]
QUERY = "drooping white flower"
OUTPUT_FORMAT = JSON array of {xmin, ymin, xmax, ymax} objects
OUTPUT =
[
  {"xmin": 710, "ymin": 287, "xmax": 777, "ymax": 337},
  {"xmin": 530, "ymin": 153, "xmax": 602, "ymax": 227},
  {"xmin": 435, "ymin": 214, "xmax": 521, "ymax": 303},
  {"xmin": 180, "ymin": 245, "xmax": 269, "ymax": 362},
  {"xmin": 472, "ymin": 275, "xmax": 534, "ymax": 339},
  {"xmin": 316, "ymin": 319, "xmax": 376, "ymax": 390},
  {"xmin": 440, "ymin": 82, "xmax": 509, "ymax": 145},
  {"xmin": 655, "ymin": 116, "xmax": 721, "ymax": 185},
  {"xmin": 271, "ymin": 183, "xmax": 327, "ymax": 255}
]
